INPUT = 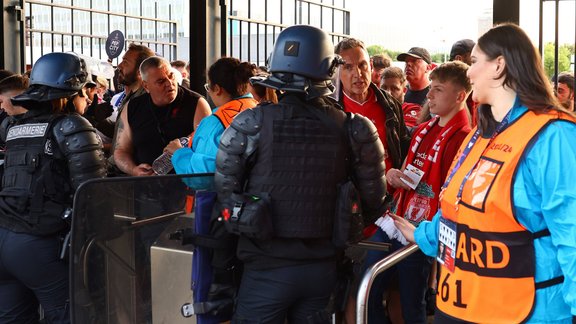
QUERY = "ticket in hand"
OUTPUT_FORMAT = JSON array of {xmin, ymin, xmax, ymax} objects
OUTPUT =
[{"xmin": 400, "ymin": 164, "xmax": 424, "ymax": 190}]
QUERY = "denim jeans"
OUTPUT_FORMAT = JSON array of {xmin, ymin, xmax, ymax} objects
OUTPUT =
[
  {"xmin": 0, "ymin": 227, "xmax": 70, "ymax": 324},
  {"xmin": 363, "ymin": 228, "xmax": 432, "ymax": 324}
]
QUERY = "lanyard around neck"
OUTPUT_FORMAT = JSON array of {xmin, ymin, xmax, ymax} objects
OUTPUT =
[{"xmin": 440, "ymin": 109, "xmax": 513, "ymax": 209}]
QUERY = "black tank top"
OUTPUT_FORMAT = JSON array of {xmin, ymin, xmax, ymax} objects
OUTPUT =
[{"xmin": 128, "ymin": 86, "xmax": 202, "ymax": 165}]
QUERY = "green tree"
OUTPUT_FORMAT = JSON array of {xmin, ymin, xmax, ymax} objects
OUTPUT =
[
  {"xmin": 366, "ymin": 45, "xmax": 386, "ymax": 57},
  {"xmin": 543, "ymin": 42, "xmax": 571, "ymax": 77},
  {"xmin": 431, "ymin": 53, "xmax": 448, "ymax": 63},
  {"xmin": 384, "ymin": 50, "xmax": 402, "ymax": 61},
  {"xmin": 564, "ymin": 44, "xmax": 575, "ymax": 57}
]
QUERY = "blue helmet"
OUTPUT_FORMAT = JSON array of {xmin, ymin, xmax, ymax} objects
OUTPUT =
[
  {"xmin": 12, "ymin": 52, "xmax": 88, "ymax": 104},
  {"xmin": 256, "ymin": 25, "xmax": 343, "ymax": 98},
  {"xmin": 268, "ymin": 25, "xmax": 340, "ymax": 81}
]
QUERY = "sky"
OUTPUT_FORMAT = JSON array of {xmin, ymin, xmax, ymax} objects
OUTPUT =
[{"xmin": 345, "ymin": 0, "xmax": 575, "ymax": 55}]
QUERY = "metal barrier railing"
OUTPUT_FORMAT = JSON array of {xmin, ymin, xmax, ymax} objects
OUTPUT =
[{"xmin": 356, "ymin": 243, "xmax": 420, "ymax": 324}]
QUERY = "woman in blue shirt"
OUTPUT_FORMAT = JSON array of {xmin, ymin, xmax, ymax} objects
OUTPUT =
[
  {"xmin": 164, "ymin": 57, "xmax": 258, "ymax": 188},
  {"xmin": 394, "ymin": 23, "xmax": 576, "ymax": 323}
]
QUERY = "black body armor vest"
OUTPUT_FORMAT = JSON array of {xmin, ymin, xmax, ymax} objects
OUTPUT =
[
  {"xmin": 0, "ymin": 113, "xmax": 71, "ymax": 235},
  {"xmin": 246, "ymin": 102, "xmax": 349, "ymax": 238}
]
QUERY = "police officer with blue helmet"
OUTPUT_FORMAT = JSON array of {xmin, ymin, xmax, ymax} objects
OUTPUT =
[
  {"xmin": 0, "ymin": 52, "xmax": 106, "ymax": 323},
  {"xmin": 213, "ymin": 25, "xmax": 388, "ymax": 323}
]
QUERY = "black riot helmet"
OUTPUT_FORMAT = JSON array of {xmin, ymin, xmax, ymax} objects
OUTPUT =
[
  {"xmin": 256, "ymin": 25, "xmax": 343, "ymax": 99},
  {"xmin": 12, "ymin": 52, "xmax": 88, "ymax": 106}
]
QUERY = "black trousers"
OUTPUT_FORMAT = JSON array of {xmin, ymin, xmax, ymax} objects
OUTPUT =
[
  {"xmin": 233, "ymin": 261, "xmax": 337, "ymax": 324},
  {"xmin": 0, "ymin": 227, "xmax": 69, "ymax": 324}
]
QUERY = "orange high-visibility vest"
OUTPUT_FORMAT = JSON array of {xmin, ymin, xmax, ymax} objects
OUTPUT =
[
  {"xmin": 437, "ymin": 110, "xmax": 574, "ymax": 323},
  {"xmin": 213, "ymin": 97, "xmax": 259, "ymax": 128}
]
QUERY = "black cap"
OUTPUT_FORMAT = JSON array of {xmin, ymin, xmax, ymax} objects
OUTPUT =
[
  {"xmin": 450, "ymin": 39, "xmax": 475, "ymax": 61},
  {"xmin": 397, "ymin": 47, "xmax": 432, "ymax": 64}
]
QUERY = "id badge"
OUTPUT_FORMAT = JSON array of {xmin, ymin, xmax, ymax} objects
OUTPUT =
[
  {"xmin": 437, "ymin": 217, "xmax": 457, "ymax": 272},
  {"xmin": 401, "ymin": 164, "xmax": 425, "ymax": 190}
]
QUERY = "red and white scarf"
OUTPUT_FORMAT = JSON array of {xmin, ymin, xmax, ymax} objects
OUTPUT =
[{"xmin": 393, "ymin": 108, "xmax": 470, "ymax": 223}]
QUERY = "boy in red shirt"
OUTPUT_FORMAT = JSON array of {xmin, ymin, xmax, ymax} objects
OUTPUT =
[{"xmin": 366, "ymin": 61, "xmax": 472, "ymax": 323}]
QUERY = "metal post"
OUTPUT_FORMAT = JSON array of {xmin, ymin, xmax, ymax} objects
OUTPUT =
[
  {"xmin": 169, "ymin": 4, "xmax": 175, "ymax": 60},
  {"xmin": 70, "ymin": 0, "xmax": 74, "ymax": 52},
  {"xmin": 307, "ymin": 2, "xmax": 310, "ymax": 25},
  {"xmin": 247, "ymin": 0, "xmax": 251, "ymax": 62},
  {"xmin": 264, "ymin": 0, "xmax": 267, "ymax": 65},
  {"xmin": 553, "ymin": 0, "xmax": 559, "ymax": 87},
  {"xmin": 220, "ymin": 0, "xmax": 228, "ymax": 57},
  {"xmin": 154, "ymin": 2, "xmax": 158, "ymax": 53},
  {"xmin": 493, "ymin": 0, "xmax": 520, "ymax": 25},
  {"xmin": 229, "ymin": 0, "xmax": 233, "ymax": 58},
  {"xmin": 189, "ymin": 0, "xmax": 207, "ymax": 94},
  {"xmin": 89, "ymin": 0, "xmax": 93, "ymax": 57},
  {"xmin": 239, "ymin": 19, "xmax": 243, "ymax": 60},
  {"xmin": 539, "ymin": 0, "xmax": 544, "ymax": 55},
  {"xmin": 50, "ymin": 0, "xmax": 54, "ymax": 53},
  {"xmin": 2, "ymin": 0, "xmax": 25, "ymax": 72},
  {"xmin": 356, "ymin": 244, "xmax": 420, "ymax": 324},
  {"xmin": 18, "ymin": 0, "xmax": 25, "ymax": 71},
  {"xmin": 256, "ymin": 23, "xmax": 259, "ymax": 65},
  {"xmin": 293, "ymin": 0, "xmax": 296, "ymax": 25},
  {"xmin": 332, "ymin": 0, "xmax": 335, "ymax": 34},
  {"xmin": 320, "ymin": 1, "xmax": 323, "ymax": 31},
  {"xmin": 343, "ymin": 0, "xmax": 349, "ymax": 35},
  {"xmin": 122, "ymin": 0, "xmax": 126, "ymax": 60},
  {"xmin": 139, "ymin": 0, "xmax": 142, "ymax": 44}
]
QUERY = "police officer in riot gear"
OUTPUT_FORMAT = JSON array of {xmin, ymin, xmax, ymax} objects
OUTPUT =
[
  {"xmin": 213, "ymin": 25, "xmax": 388, "ymax": 323},
  {"xmin": 0, "ymin": 52, "xmax": 106, "ymax": 323}
]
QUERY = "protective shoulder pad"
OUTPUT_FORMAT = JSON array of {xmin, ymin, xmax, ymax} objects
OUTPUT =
[
  {"xmin": 52, "ymin": 114, "xmax": 102, "ymax": 156},
  {"xmin": 53, "ymin": 114, "xmax": 96, "ymax": 136},
  {"xmin": 229, "ymin": 107, "xmax": 263, "ymax": 136},
  {"xmin": 349, "ymin": 113, "xmax": 380, "ymax": 144},
  {"xmin": 219, "ymin": 125, "xmax": 249, "ymax": 155}
]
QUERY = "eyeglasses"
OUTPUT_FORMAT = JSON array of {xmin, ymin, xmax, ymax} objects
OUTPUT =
[{"xmin": 204, "ymin": 83, "xmax": 211, "ymax": 92}]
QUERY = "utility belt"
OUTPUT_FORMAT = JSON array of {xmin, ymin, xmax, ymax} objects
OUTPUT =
[{"xmin": 220, "ymin": 182, "xmax": 364, "ymax": 247}]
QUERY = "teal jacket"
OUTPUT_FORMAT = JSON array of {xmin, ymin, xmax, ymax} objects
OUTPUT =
[{"xmin": 172, "ymin": 94, "xmax": 255, "ymax": 189}]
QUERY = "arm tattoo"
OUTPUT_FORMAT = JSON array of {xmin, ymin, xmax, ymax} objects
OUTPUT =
[{"xmin": 112, "ymin": 117, "xmax": 125, "ymax": 152}]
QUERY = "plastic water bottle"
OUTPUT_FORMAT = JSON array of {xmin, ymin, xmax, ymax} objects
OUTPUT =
[{"xmin": 152, "ymin": 137, "xmax": 190, "ymax": 175}]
